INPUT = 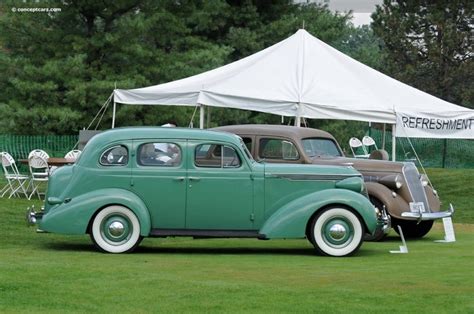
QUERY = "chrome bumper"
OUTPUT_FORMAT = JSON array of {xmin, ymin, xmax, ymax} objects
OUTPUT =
[
  {"xmin": 26, "ymin": 205, "xmax": 44, "ymax": 226},
  {"xmin": 375, "ymin": 206, "xmax": 391, "ymax": 235},
  {"xmin": 401, "ymin": 203, "xmax": 454, "ymax": 222},
  {"xmin": 380, "ymin": 208, "xmax": 391, "ymax": 234}
]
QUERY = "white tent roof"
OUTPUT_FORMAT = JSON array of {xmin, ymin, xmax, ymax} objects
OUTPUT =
[{"xmin": 114, "ymin": 29, "xmax": 473, "ymax": 136}]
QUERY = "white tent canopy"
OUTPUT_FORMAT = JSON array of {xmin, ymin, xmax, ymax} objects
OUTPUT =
[{"xmin": 114, "ymin": 29, "xmax": 473, "ymax": 139}]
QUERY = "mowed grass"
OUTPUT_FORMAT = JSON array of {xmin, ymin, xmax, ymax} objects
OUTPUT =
[
  {"xmin": 0, "ymin": 167, "xmax": 473, "ymax": 313},
  {"xmin": 425, "ymin": 168, "xmax": 474, "ymax": 223}
]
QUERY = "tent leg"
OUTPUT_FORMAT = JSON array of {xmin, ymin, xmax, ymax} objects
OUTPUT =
[
  {"xmin": 199, "ymin": 105, "xmax": 205, "ymax": 129},
  {"xmin": 295, "ymin": 104, "xmax": 301, "ymax": 127},
  {"xmin": 112, "ymin": 101, "xmax": 116, "ymax": 129},
  {"xmin": 392, "ymin": 124, "xmax": 396, "ymax": 161},
  {"xmin": 382, "ymin": 123, "xmax": 386, "ymax": 150}
]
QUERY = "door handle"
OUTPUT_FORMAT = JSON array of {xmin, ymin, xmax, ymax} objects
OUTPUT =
[
  {"xmin": 173, "ymin": 176, "xmax": 185, "ymax": 181},
  {"xmin": 189, "ymin": 177, "xmax": 201, "ymax": 181}
]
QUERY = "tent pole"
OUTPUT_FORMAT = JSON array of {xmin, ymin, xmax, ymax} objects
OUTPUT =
[
  {"xmin": 382, "ymin": 123, "xmax": 386, "ymax": 150},
  {"xmin": 391, "ymin": 124, "xmax": 396, "ymax": 161},
  {"xmin": 112, "ymin": 100, "xmax": 116, "ymax": 129},
  {"xmin": 199, "ymin": 104, "xmax": 205, "ymax": 129},
  {"xmin": 295, "ymin": 103, "xmax": 301, "ymax": 127}
]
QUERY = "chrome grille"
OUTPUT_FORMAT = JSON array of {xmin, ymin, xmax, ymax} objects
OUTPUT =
[{"xmin": 402, "ymin": 163, "xmax": 430, "ymax": 212}]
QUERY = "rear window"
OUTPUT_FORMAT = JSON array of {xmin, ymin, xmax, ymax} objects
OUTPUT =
[{"xmin": 100, "ymin": 145, "xmax": 128, "ymax": 166}]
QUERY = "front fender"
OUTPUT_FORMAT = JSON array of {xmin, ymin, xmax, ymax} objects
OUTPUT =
[
  {"xmin": 39, "ymin": 188, "xmax": 151, "ymax": 236},
  {"xmin": 259, "ymin": 189, "xmax": 377, "ymax": 239},
  {"xmin": 366, "ymin": 182, "xmax": 409, "ymax": 219}
]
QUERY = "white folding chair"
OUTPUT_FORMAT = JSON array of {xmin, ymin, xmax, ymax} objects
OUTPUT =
[
  {"xmin": 64, "ymin": 149, "xmax": 82, "ymax": 159},
  {"xmin": 0, "ymin": 152, "xmax": 30, "ymax": 198},
  {"xmin": 28, "ymin": 154, "xmax": 49, "ymax": 200},
  {"xmin": 362, "ymin": 136, "xmax": 378, "ymax": 152},
  {"xmin": 349, "ymin": 137, "xmax": 369, "ymax": 158},
  {"xmin": 28, "ymin": 149, "xmax": 50, "ymax": 160}
]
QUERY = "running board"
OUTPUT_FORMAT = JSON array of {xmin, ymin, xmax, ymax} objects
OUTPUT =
[{"xmin": 150, "ymin": 229, "xmax": 264, "ymax": 239}]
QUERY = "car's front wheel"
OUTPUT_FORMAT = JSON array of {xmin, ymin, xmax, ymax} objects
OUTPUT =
[
  {"xmin": 392, "ymin": 218, "xmax": 433, "ymax": 238},
  {"xmin": 91, "ymin": 205, "xmax": 142, "ymax": 253},
  {"xmin": 309, "ymin": 207, "xmax": 364, "ymax": 257}
]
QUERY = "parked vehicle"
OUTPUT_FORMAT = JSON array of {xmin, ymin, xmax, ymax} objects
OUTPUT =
[
  {"xmin": 27, "ymin": 127, "xmax": 383, "ymax": 256},
  {"xmin": 213, "ymin": 125, "xmax": 454, "ymax": 240}
]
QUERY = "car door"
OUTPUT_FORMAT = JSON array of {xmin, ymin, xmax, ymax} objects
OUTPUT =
[
  {"xmin": 185, "ymin": 141, "xmax": 255, "ymax": 230},
  {"xmin": 131, "ymin": 139, "xmax": 187, "ymax": 229}
]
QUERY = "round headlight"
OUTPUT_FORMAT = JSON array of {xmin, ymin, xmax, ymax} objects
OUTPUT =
[
  {"xmin": 395, "ymin": 180, "xmax": 403, "ymax": 189},
  {"xmin": 419, "ymin": 174, "xmax": 429, "ymax": 186}
]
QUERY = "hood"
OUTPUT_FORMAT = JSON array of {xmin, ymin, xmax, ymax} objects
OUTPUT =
[{"xmin": 312, "ymin": 156, "xmax": 405, "ymax": 173}]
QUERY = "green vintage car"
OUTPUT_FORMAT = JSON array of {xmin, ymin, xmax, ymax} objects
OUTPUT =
[{"xmin": 27, "ymin": 127, "xmax": 382, "ymax": 256}]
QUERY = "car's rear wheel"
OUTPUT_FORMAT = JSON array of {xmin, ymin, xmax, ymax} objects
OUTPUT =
[
  {"xmin": 392, "ymin": 218, "xmax": 433, "ymax": 238},
  {"xmin": 309, "ymin": 207, "xmax": 364, "ymax": 257},
  {"xmin": 91, "ymin": 205, "xmax": 142, "ymax": 253}
]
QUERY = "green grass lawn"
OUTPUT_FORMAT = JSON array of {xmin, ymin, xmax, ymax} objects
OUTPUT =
[
  {"xmin": 1, "ymin": 168, "xmax": 473, "ymax": 312},
  {"xmin": 425, "ymin": 168, "xmax": 474, "ymax": 223}
]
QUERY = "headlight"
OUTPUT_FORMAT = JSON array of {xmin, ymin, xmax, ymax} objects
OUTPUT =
[
  {"xmin": 380, "ymin": 174, "xmax": 403, "ymax": 190},
  {"xmin": 420, "ymin": 174, "xmax": 429, "ymax": 187}
]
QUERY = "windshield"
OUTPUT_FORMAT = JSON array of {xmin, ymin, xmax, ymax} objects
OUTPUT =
[
  {"xmin": 302, "ymin": 138, "xmax": 342, "ymax": 158},
  {"xmin": 240, "ymin": 138, "xmax": 255, "ymax": 163}
]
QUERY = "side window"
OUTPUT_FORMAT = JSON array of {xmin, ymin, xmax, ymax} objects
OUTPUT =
[
  {"xmin": 100, "ymin": 145, "xmax": 128, "ymax": 166},
  {"xmin": 242, "ymin": 137, "xmax": 252, "ymax": 152},
  {"xmin": 195, "ymin": 144, "xmax": 241, "ymax": 168},
  {"xmin": 138, "ymin": 142, "xmax": 182, "ymax": 166},
  {"xmin": 259, "ymin": 138, "xmax": 299, "ymax": 160}
]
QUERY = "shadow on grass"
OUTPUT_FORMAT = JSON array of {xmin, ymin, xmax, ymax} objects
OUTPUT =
[
  {"xmin": 43, "ymin": 242, "xmax": 97, "ymax": 253},
  {"xmin": 41, "ymin": 241, "xmax": 382, "ymax": 257}
]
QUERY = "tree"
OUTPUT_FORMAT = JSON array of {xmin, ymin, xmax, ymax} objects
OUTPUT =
[
  {"xmin": 371, "ymin": 0, "xmax": 474, "ymax": 108},
  {"xmin": 0, "ymin": 0, "xmax": 379, "ymax": 134},
  {"xmin": 0, "ymin": 0, "xmax": 234, "ymax": 134}
]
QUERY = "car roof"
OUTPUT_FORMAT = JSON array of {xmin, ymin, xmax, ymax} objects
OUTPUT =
[
  {"xmin": 87, "ymin": 127, "xmax": 243, "ymax": 146},
  {"xmin": 213, "ymin": 124, "xmax": 337, "ymax": 140}
]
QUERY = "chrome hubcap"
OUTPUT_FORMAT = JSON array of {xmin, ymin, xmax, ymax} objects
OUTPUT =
[
  {"xmin": 328, "ymin": 223, "xmax": 347, "ymax": 240},
  {"xmin": 322, "ymin": 217, "xmax": 354, "ymax": 247},
  {"xmin": 109, "ymin": 221, "xmax": 125, "ymax": 237},
  {"xmin": 101, "ymin": 215, "xmax": 132, "ymax": 244}
]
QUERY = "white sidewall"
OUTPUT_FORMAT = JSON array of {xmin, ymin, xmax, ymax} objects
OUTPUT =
[
  {"xmin": 92, "ymin": 205, "xmax": 141, "ymax": 253},
  {"xmin": 313, "ymin": 208, "xmax": 363, "ymax": 257}
]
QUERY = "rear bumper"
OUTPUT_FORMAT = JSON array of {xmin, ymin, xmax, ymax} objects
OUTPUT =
[
  {"xmin": 26, "ymin": 205, "xmax": 44, "ymax": 225},
  {"xmin": 401, "ymin": 203, "xmax": 454, "ymax": 222}
]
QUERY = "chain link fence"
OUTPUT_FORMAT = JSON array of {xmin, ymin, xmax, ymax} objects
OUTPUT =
[
  {"xmin": 368, "ymin": 129, "xmax": 474, "ymax": 168},
  {"xmin": 0, "ymin": 135, "xmax": 78, "ymax": 172}
]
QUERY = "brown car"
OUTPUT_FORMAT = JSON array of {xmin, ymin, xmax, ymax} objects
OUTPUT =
[{"xmin": 214, "ymin": 124, "xmax": 454, "ymax": 240}]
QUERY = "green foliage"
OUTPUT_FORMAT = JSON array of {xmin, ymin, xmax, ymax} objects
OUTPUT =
[
  {"xmin": 372, "ymin": 0, "xmax": 474, "ymax": 108},
  {"xmin": 0, "ymin": 1, "xmax": 379, "ymax": 134}
]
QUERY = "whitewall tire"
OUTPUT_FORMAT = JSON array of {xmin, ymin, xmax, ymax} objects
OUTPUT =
[
  {"xmin": 91, "ymin": 205, "xmax": 142, "ymax": 253},
  {"xmin": 310, "ymin": 207, "xmax": 364, "ymax": 257}
]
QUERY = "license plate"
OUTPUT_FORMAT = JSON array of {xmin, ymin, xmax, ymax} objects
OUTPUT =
[{"xmin": 409, "ymin": 202, "xmax": 426, "ymax": 213}]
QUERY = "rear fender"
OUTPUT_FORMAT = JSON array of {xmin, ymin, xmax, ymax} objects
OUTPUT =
[
  {"xmin": 39, "ymin": 188, "xmax": 151, "ymax": 236},
  {"xmin": 259, "ymin": 189, "xmax": 377, "ymax": 239}
]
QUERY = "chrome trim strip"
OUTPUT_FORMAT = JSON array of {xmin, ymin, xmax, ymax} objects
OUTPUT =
[{"xmin": 265, "ymin": 173, "xmax": 361, "ymax": 181}]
